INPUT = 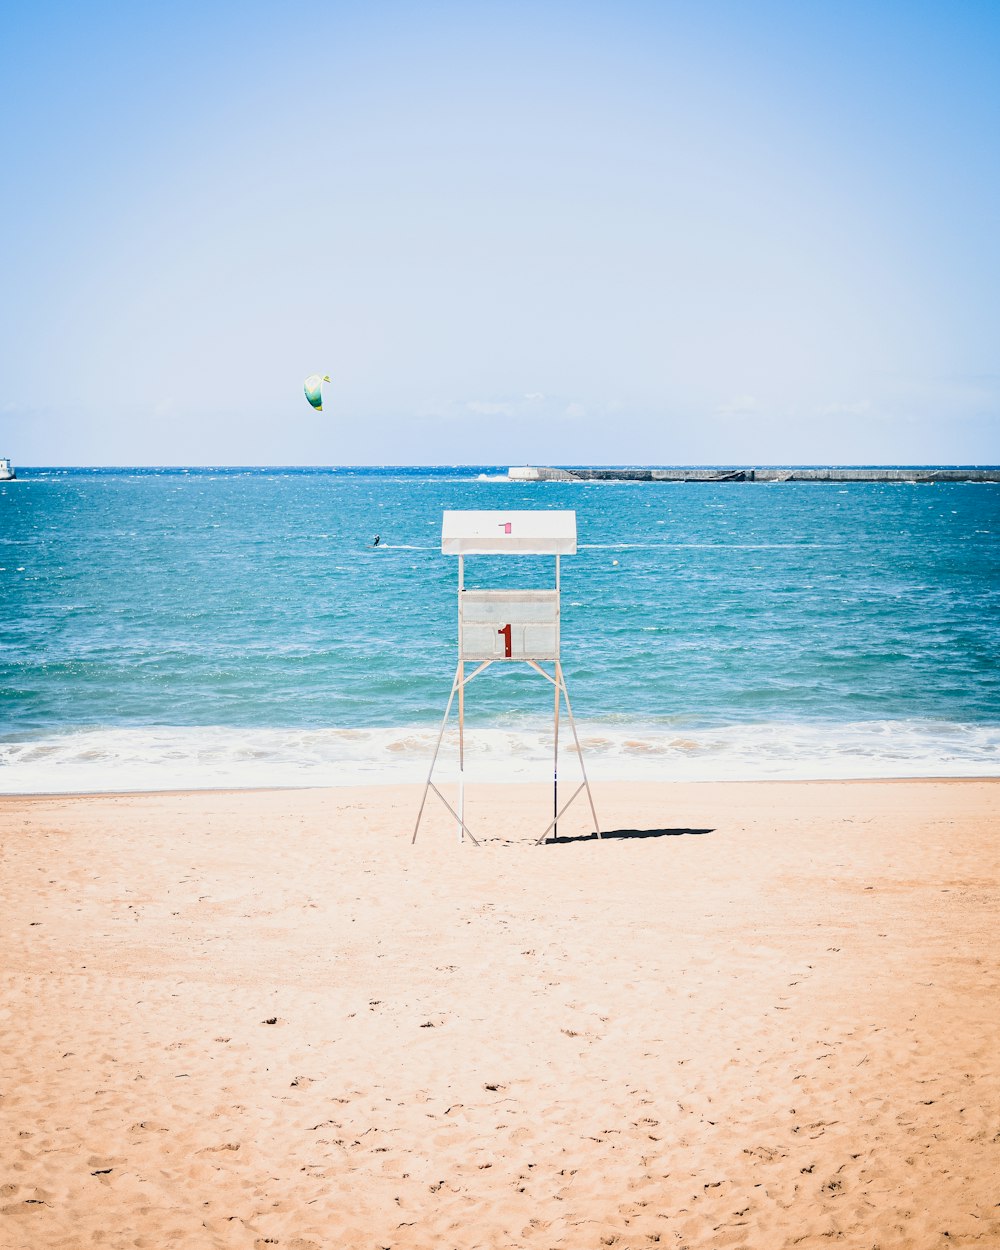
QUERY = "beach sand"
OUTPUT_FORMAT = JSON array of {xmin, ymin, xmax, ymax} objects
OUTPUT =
[{"xmin": 1, "ymin": 779, "xmax": 998, "ymax": 1250}]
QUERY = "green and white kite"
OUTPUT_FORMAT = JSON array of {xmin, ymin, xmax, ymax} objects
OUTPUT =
[{"xmin": 304, "ymin": 373, "xmax": 331, "ymax": 411}]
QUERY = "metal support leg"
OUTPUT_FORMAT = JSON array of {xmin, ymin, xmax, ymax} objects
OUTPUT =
[
  {"xmin": 553, "ymin": 660, "xmax": 560, "ymax": 840},
  {"xmin": 413, "ymin": 661, "xmax": 491, "ymax": 845},
  {"xmin": 412, "ymin": 662, "xmax": 461, "ymax": 845},
  {"xmin": 558, "ymin": 661, "xmax": 601, "ymax": 838},
  {"xmin": 458, "ymin": 659, "xmax": 465, "ymax": 843},
  {"xmin": 415, "ymin": 657, "xmax": 598, "ymax": 847},
  {"xmin": 526, "ymin": 660, "xmax": 601, "ymax": 843}
]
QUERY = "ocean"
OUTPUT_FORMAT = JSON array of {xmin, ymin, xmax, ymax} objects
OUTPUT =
[{"xmin": 2, "ymin": 467, "xmax": 998, "ymax": 792}]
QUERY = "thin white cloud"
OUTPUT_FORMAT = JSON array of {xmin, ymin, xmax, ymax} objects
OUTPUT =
[
  {"xmin": 715, "ymin": 395, "xmax": 759, "ymax": 417},
  {"xmin": 467, "ymin": 400, "xmax": 514, "ymax": 417},
  {"xmin": 817, "ymin": 399, "xmax": 873, "ymax": 417}
]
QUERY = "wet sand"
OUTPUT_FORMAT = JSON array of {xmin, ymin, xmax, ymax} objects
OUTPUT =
[{"xmin": 2, "ymin": 779, "xmax": 998, "ymax": 1249}]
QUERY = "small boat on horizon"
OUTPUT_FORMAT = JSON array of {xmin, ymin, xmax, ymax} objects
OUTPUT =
[{"xmin": 0, "ymin": 458, "xmax": 16, "ymax": 481}]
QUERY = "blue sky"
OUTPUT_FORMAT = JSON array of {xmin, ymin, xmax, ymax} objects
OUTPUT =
[{"xmin": 2, "ymin": 0, "xmax": 998, "ymax": 465}]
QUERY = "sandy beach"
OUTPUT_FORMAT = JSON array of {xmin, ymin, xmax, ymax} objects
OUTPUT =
[{"xmin": 1, "ymin": 778, "xmax": 998, "ymax": 1250}]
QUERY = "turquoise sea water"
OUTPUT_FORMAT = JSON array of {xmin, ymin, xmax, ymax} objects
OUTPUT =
[{"xmin": 2, "ymin": 467, "xmax": 998, "ymax": 790}]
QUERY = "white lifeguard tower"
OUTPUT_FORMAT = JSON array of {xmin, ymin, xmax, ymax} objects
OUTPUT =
[{"xmin": 412, "ymin": 509, "xmax": 601, "ymax": 845}]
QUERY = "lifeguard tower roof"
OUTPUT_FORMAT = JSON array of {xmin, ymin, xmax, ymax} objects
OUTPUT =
[{"xmin": 442, "ymin": 510, "xmax": 577, "ymax": 555}]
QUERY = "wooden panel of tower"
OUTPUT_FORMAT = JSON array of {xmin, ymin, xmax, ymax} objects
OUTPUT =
[{"xmin": 459, "ymin": 590, "xmax": 559, "ymax": 660}]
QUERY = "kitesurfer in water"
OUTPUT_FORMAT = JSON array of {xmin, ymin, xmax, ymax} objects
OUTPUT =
[{"xmin": 373, "ymin": 535, "xmax": 381, "ymax": 547}]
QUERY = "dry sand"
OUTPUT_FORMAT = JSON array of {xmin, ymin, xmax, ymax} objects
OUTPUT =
[{"xmin": 1, "ymin": 779, "xmax": 998, "ymax": 1250}]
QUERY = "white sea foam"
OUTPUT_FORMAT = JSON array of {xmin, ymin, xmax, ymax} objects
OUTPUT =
[
  {"xmin": 580, "ymin": 542, "xmax": 834, "ymax": 550},
  {"xmin": 1, "ymin": 719, "xmax": 997, "ymax": 794}
]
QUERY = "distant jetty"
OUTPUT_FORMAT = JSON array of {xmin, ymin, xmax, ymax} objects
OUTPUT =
[{"xmin": 508, "ymin": 466, "xmax": 1000, "ymax": 484}]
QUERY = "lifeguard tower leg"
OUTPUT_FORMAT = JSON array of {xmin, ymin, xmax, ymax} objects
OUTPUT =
[
  {"xmin": 458, "ymin": 659, "xmax": 465, "ymax": 843},
  {"xmin": 552, "ymin": 661, "xmax": 561, "ymax": 840},
  {"xmin": 553, "ymin": 556, "xmax": 561, "ymax": 841},
  {"xmin": 457, "ymin": 554, "xmax": 466, "ymax": 843},
  {"xmin": 412, "ymin": 661, "xmax": 462, "ymax": 844},
  {"xmin": 559, "ymin": 661, "xmax": 601, "ymax": 838}
]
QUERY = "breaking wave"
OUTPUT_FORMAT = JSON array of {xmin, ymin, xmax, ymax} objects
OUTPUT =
[{"xmin": 1, "ymin": 718, "xmax": 997, "ymax": 794}]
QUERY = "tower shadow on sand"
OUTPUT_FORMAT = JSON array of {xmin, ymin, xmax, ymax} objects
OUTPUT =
[{"xmin": 544, "ymin": 827, "xmax": 715, "ymax": 845}]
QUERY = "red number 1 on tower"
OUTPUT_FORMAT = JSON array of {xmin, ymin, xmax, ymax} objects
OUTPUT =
[
  {"xmin": 498, "ymin": 623, "xmax": 512, "ymax": 657},
  {"xmin": 499, "ymin": 522, "xmax": 512, "ymax": 534}
]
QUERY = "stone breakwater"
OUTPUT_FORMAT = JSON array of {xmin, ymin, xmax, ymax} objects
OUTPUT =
[{"xmin": 508, "ymin": 465, "xmax": 1000, "ymax": 483}]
